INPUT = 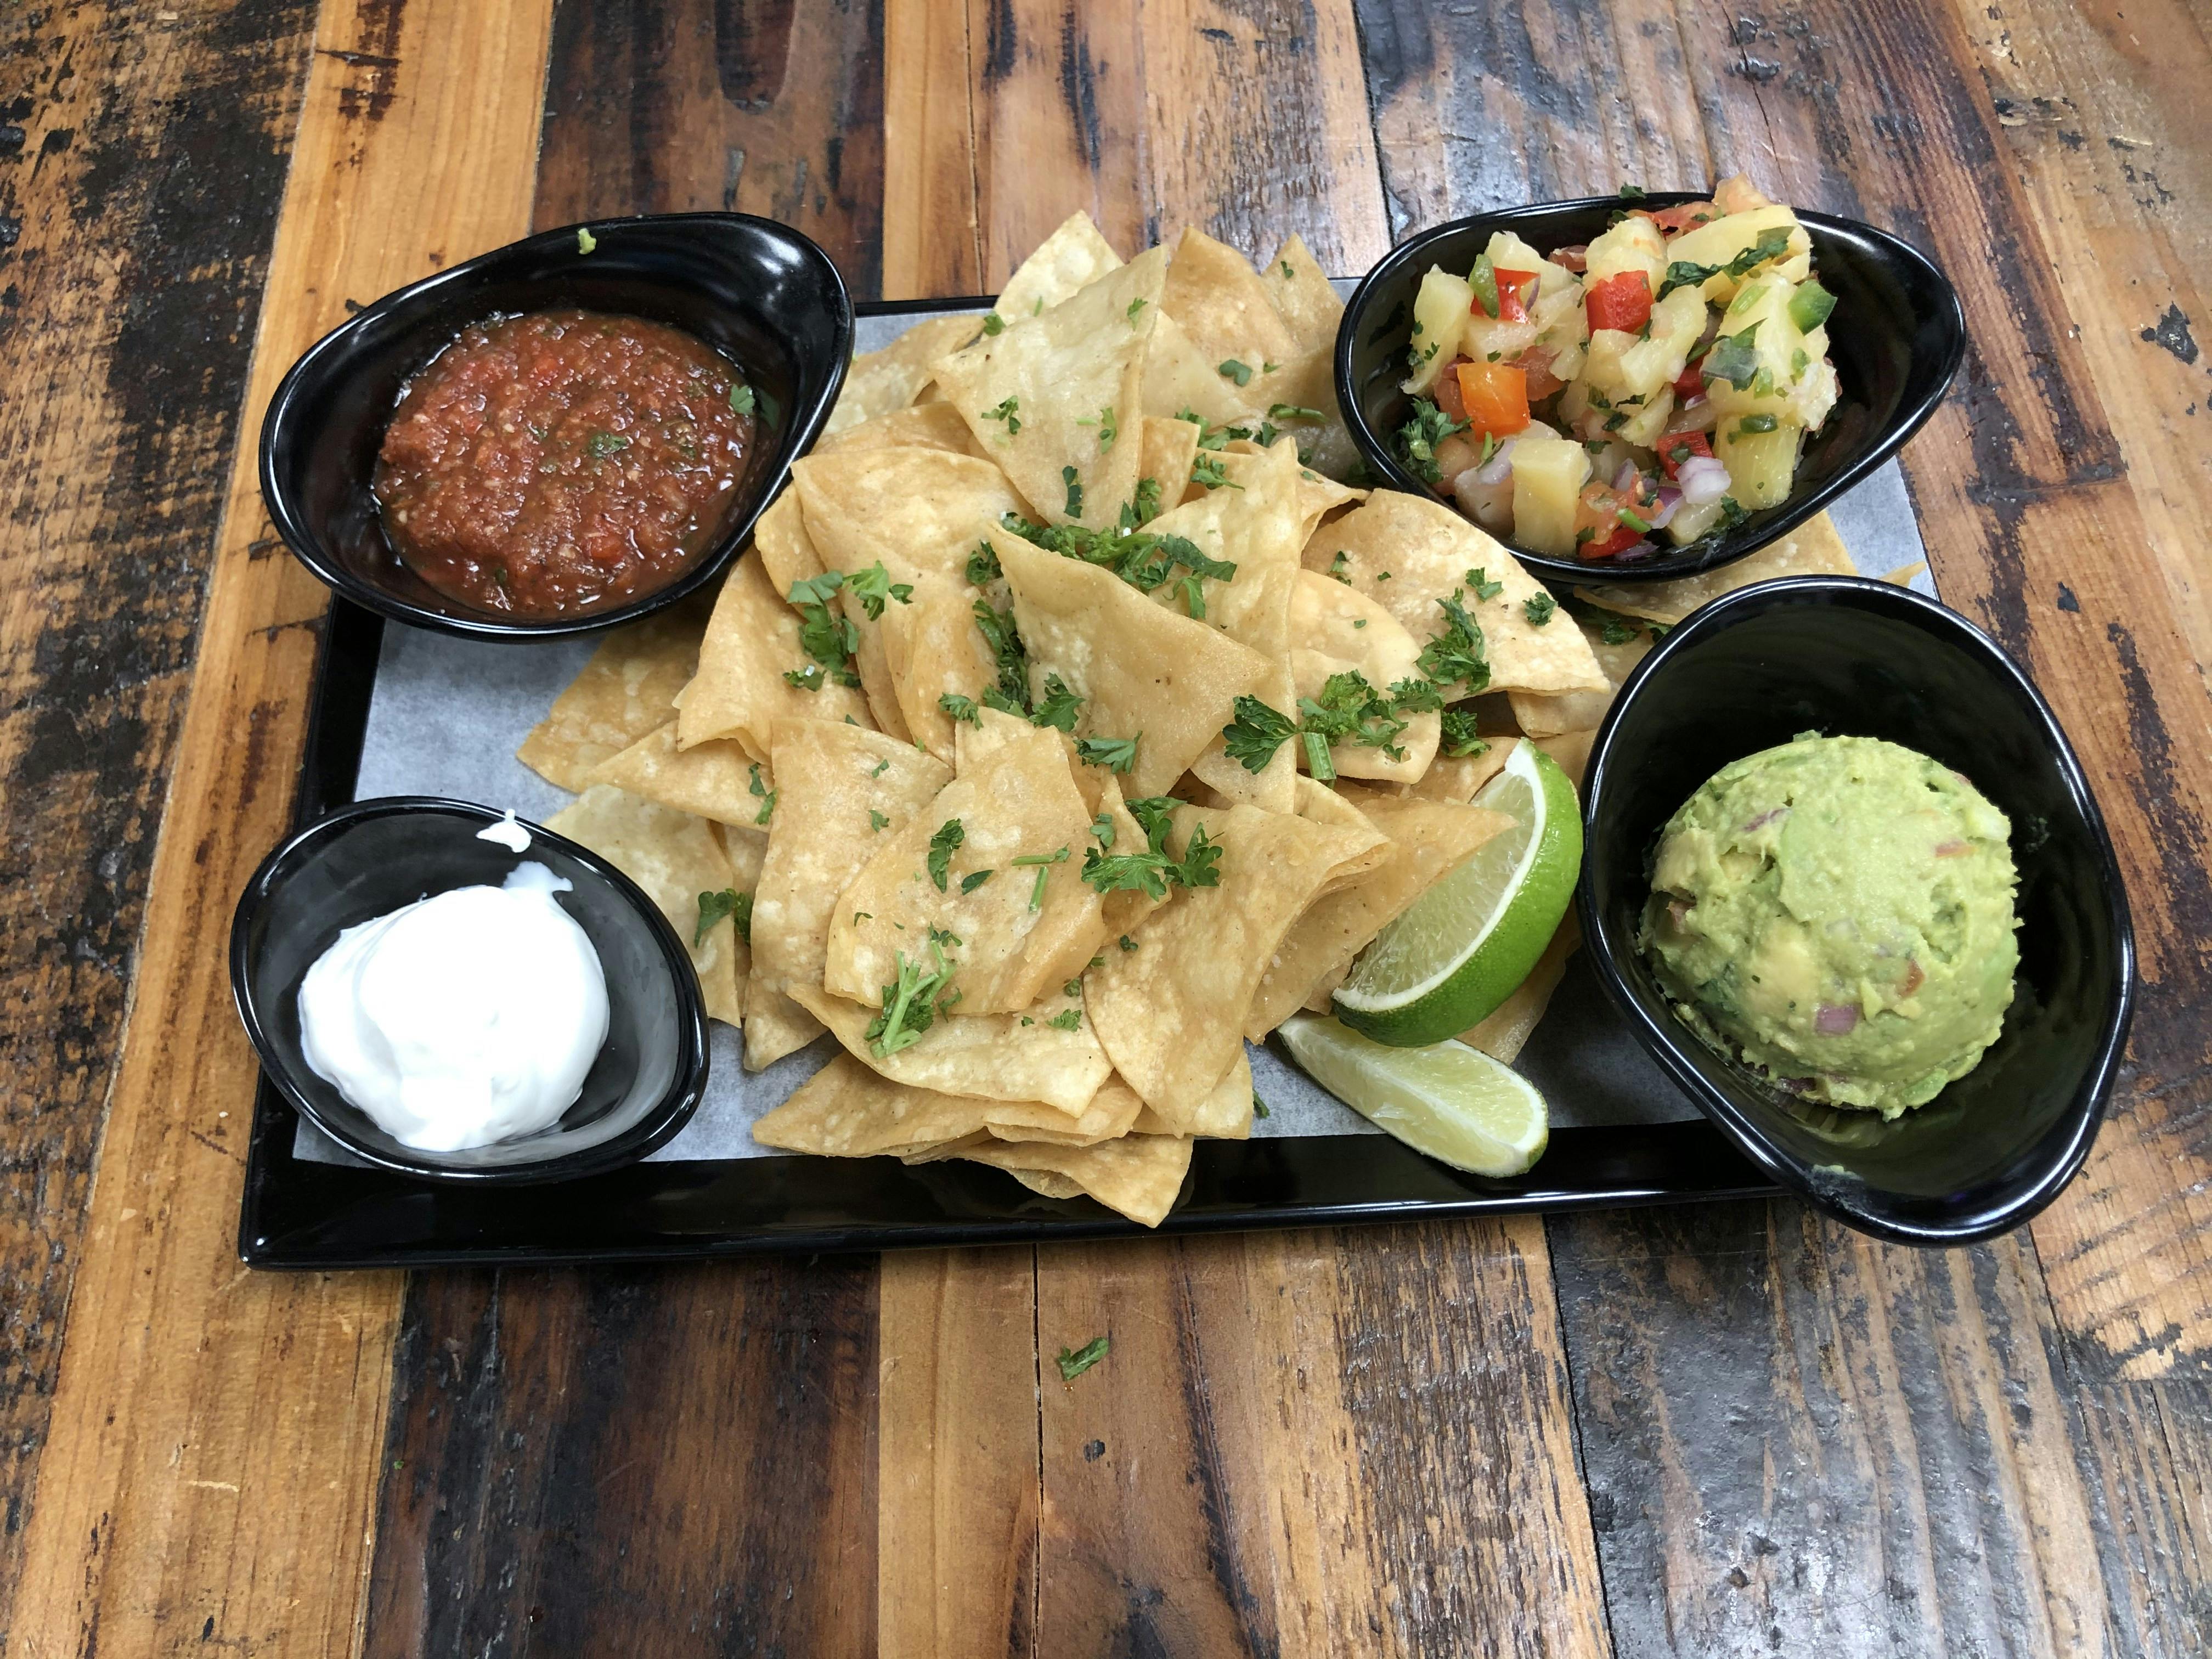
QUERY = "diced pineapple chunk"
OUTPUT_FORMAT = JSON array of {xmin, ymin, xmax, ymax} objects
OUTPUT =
[
  {"xmin": 1715, "ymin": 419, "xmax": 1803, "ymax": 508},
  {"xmin": 1509, "ymin": 436, "xmax": 1593, "ymax": 557},
  {"xmin": 1584, "ymin": 215, "xmax": 1666, "ymax": 286},
  {"xmin": 1403, "ymin": 267, "xmax": 1473, "ymax": 394},
  {"xmin": 1666, "ymin": 496, "xmax": 1730, "ymax": 545},
  {"xmin": 1464, "ymin": 313, "xmax": 1539, "ymax": 365},
  {"xmin": 1583, "ymin": 286, "xmax": 1707, "ymax": 402},
  {"xmin": 1662, "ymin": 205, "xmax": 1812, "ymax": 302},
  {"xmin": 1702, "ymin": 274, "xmax": 1807, "ymax": 422}
]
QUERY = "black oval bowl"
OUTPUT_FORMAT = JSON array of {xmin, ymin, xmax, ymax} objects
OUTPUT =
[
  {"xmin": 1336, "ymin": 194, "xmax": 1966, "ymax": 586},
  {"xmin": 1577, "ymin": 578, "xmax": 2132, "ymax": 1244},
  {"xmin": 231, "ymin": 798, "xmax": 710, "ymax": 1184},
  {"xmin": 260, "ymin": 213, "xmax": 853, "ymax": 640}
]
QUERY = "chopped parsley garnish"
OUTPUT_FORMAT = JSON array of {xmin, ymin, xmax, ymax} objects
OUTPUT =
[
  {"xmin": 1189, "ymin": 455, "xmax": 1234, "ymax": 491},
  {"xmin": 575, "ymin": 227, "xmax": 597, "ymax": 255},
  {"xmin": 1600, "ymin": 617, "xmax": 1642, "ymax": 646},
  {"xmin": 585, "ymin": 431, "xmax": 629, "ymax": 459},
  {"xmin": 1218, "ymin": 358, "xmax": 1254, "ymax": 386},
  {"xmin": 1700, "ymin": 324, "xmax": 1763, "ymax": 392},
  {"xmin": 939, "ymin": 692, "xmax": 981, "ymax": 725},
  {"xmin": 1062, "ymin": 977, "xmax": 1084, "ymax": 998},
  {"xmin": 1046, "ymin": 1007, "xmax": 1083, "ymax": 1031},
  {"xmin": 1523, "ymin": 592, "xmax": 1558, "ymax": 627},
  {"xmin": 981, "ymin": 312, "xmax": 1005, "ymax": 335},
  {"xmin": 1465, "ymin": 567, "xmax": 1504, "ymax": 601},
  {"xmin": 1000, "ymin": 511, "xmax": 1236, "ymax": 607},
  {"xmin": 1655, "ymin": 227, "xmax": 1794, "ymax": 301},
  {"xmin": 1387, "ymin": 676, "xmax": 1444, "ymax": 713},
  {"xmin": 1735, "ymin": 414, "xmax": 1780, "ymax": 436},
  {"xmin": 845, "ymin": 561, "xmax": 915, "ymax": 619},
  {"xmin": 967, "ymin": 541, "xmax": 1002, "ymax": 585},
  {"xmin": 871, "ymin": 759, "xmax": 891, "ymax": 777},
  {"xmin": 1030, "ymin": 673, "xmax": 1084, "ymax": 733},
  {"xmin": 960, "ymin": 868, "xmax": 994, "ymax": 894},
  {"xmin": 730, "ymin": 382, "xmax": 757, "ymax": 416},
  {"xmin": 1393, "ymin": 397, "xmax": 1469, "ymax": 484},
  {"xmin": 1328, "ymin": 550, "xmax": 1352, "ymax": 584},
  {"xmin": 785, "ymin": 571, "xmax": 862, "ymax": 689},
  {"xmin": 1118, "ymin": 934, "xmax": 1138, "ymax": 951},
  {"xmin": 1295, "ymin": 672, "xmax": 1409, "ymax": 780},
  {"xmin": 1267, "ymin": 403, "xmax": 1324, "ymax": 422},
  {"xmin": 927, "ymin": 818, "xmax": 966, "ymax": 892},
  {"xmin": 1127, "ymin": 476, "xmax": 1164, "ymax": 525},
  {"xmin": 1013, "ymin": 845, "xmax": 1071, "ymax": 910},
  {"xmin": 869, "ymin": 809, "xmax": 891, "ymax": 832},
  {"xmin": 1081, "ymin": 806, "xmax": 1222, "ymax": 900},
  {"xmin": 1438, "ymin": 709, "xmax": 1489, "ymax": 758},
  {"xmin": 749, "ymin": 763, "xmax": 777, "ymax": 826},
  {"xmin": 1127, "ymin": 297, "xmax": 1147, "ymax": 323},
  {"xmin": 1717, "ymin": 496, "xmax": 1751, "ymax": 529},
  {"xmin": 1090, "ymin": 812, "xmax": 1116, "ymax": 850},
  {"xmin": 982, "ymin": 396, "xmax": 1022, "ymax": 435},
  {"xmin": 1222, "ymin": 695, "xmax": 1299, "ymax": 773},
  {"xmin": 866, "ymin": 942, "xmax": 958, "ymax": 1057},
  {"xmin": 1056, "ymin": 1335, "xmax": 1110, "ymax": 1380},
  {"xmin": 1416, "ymin": 594, "xmax": 1491, "ymax": 694},
  {"xmin": 1062, "ymin": 466, "xmax": 1084, "ymax": 520},
  {"xmin": 695, "ymin": 888, "xmax": 752, "ymax": 946},
  {"xmin": 1079, "ymin": 406, "xmax": 1119, "ymax": 450},
  {"xmin": 1074, "ymin": 733, "xmax": 1140, "ymax": 773},
  {"xmin": 972, "ymin": 597, "xmax": 1032, "ymax": 716},
  {"xmin": 1252, "ymin": 1093, "xmax": 1269, "ymax": 1119}
]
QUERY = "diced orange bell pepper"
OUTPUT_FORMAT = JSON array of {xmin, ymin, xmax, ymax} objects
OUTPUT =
[
  {"xmin": 1453, "ymin": 359, "xmax": 1530, "ymax": 439},
  {"xmin": 1584, "ymin": 270, "xmax": 1653, "ymax": 334}
]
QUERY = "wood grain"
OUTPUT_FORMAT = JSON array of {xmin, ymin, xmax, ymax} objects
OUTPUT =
[
  {"xmin": 4, "ymin": 2, "xmax": 554, "ymax": 1651},
  {"xmin": 0, "ymin": 1, "xmax": 318, "ymax": 1637}
]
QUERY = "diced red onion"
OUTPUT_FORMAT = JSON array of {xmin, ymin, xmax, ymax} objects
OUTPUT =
[
  {"xmin": 1676, "ymin": 455, "xmax": 1731, "ymax": 505},
  {"xmin": 1609, "ymin": 539, "xmax": 1658, "ymax": 562},
  {"xmin": 1814, "ymin": 1003, "xmax": 1860, "ymax": 1035},
  {"xmin": 1613, "ymin": 458, "xmax": 1640, "ymax": 493},
  {"xmin": 1740, "ymin": 806, "xmax": 1790, "ymax": 832},
  {"xmin": 1645, "ymin": 488, "xmax": 1682, "ymax": 530},
  {"xmin": 1901, "ymin": 959, "xmax": 1925, "ymax": 996},
  {"xmin": 1933, "ymin": 838, "xmax": 1970, "ymax": 857},
  {"xmin": 1474, "ymin": 438, "xmax": 1516, "ymax": 487}
]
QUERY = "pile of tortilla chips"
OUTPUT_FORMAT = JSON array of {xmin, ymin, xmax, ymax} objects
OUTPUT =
[{"xmin": 515, "ymin": 212, "xmax": 1859, "ymax": 1227}]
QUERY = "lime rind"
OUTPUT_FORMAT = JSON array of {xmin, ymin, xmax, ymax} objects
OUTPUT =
[{"xmin": 1278, "ymin": 1014, "xmax": 1549, "ymax": 1177}]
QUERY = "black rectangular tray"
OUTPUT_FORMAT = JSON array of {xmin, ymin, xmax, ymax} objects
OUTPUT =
[{"xmin": 238, "ymin": 301, "xmax": 1775, "ymax": 1269}]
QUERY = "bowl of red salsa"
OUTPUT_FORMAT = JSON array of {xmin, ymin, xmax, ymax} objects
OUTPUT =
[{"xmin": 261, "ymin": 213, "xmax": 853, "ymax": 637}]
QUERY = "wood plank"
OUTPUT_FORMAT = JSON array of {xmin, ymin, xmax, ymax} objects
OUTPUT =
[
  {"xmin": 1945, "ymin": 0, "xmax": 2212, "ymax": 1378},
  {"xmin": 1033, "ymin": 1223, "xmax": 1609, "ymax": 1657},
  {"xmin": 2066, "ymin": 1380, "xmax": 2212, "ymax": 1657},
  {"xmin": 534, "ymin": 0, "xmax": 887, "ymax": 295},
  {"xmin": 877, "ymin": 1248, "xmax": 1040, "ymax": 1658},
  {"xmin": 5, "ymin": 2, "xmax": 555, "ymax": 1651},
  {"xmin": 0, "ymin": 0, "xmax": 320, "ymax": 1637},
  {"xmin": 1550, "ymin": 1201, "xmax": 2119, "ymax": 1655},
  {"xmin": 362, "ymin": 1260, "xmax": 880, "ymax": 1657}
]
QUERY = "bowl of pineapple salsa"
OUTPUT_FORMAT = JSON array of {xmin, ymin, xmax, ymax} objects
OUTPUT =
[{"xmin": 1335, "ymin": 179, "xmax": 1966, "ymax": 585}]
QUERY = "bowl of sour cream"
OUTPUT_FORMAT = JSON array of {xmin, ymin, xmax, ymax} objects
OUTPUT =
[{"xmin": 232, "ymin": 797, "xmax": 709, "ymax": 1182}]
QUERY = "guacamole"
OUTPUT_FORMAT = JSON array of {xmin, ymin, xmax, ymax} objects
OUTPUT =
[{"xmin": 1639, "ymin": 733, "xmax": 2019, "ymax": 1117}]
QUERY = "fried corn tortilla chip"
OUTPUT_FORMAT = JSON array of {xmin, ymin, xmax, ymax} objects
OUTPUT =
[
  {"xmin": 916, "ymin": 1131, "xmax": 1194, "ymax": 1227},
  {"xmin": 791, "ymin": 983, "xmax": 1110, "ymax": 1116},
  {"xmin": 934, "ymin": 246, "xmax": 1168, "ymax": 528},
  {"xmin": 813, "ymin": 401, "xmax": 985, "ymax": 458},
  {"xmin": 995, "ymin": 210, "xmax": 1125, "ymax": 320},
  {"xmin": 1534, "ymin": 726, "xmax": 1595, "ymax": 791},
  {"xmin": 985, "ymin": 1074, "xmax": 1147, "ymax": 1146},
  {"xmin": 1306, "ymin": 492, "xmax": 1607, "ymax": 695},
  {"xmin": 754, "ymin": 1052, "xmax": 1138, "ymax": 1158},
  {"xmin": 753, "ymin": 489, "xmax": 828, "ymax": 599},
  {"xmin": 1459, "ymin": 911, "xmax": 1581, "ymax": 1064},
  {"xmin": 517, "ymin": 603, "xmax": 705, "ymax": 789},
  {"xmin": 1260, "ymin": 234, "xmax": 1342, "ymax": 355},
  {"xmin": 1507, "ymin": 612, "xmax": 1655, "ymax": 737},
  {"xmin": 826, "ymin": 311, "xmax": 984, "ymax": 435},
  {"xmin": 1141, "ymin": 415, "xmax": 1201, "ymax": 504},
  {"xmin": 1407, "ymin": 740, "xmax": 1515, "ymax": 803},
  {"xmin": 1288, "ymin": 568, "xmax": 1438, "ymax": 782},
  {"xmin": 1142, "ymin": 308, "xmax": 1254, "ymax": 426},
  {"xmin": 826, "ymin": 710, "xmax": 1104, "ymax": 1015},
  {"xmin": 1249, "ymin": 794, "xmax": 1512, "ymax": 1035},
  {"xmin": 544, "ymin": 784, "xmax": 742, "ymax": 1027},
  {"xmin": 997, "ymin": 534, "xmax": 1276, "ymax": 800},
  {"xmin": 1576, "ymin": 511, "xmax": 1854, "ymax": 624},
  {"xmin": 673, "ymin": 549, "xmax": 874, "ymax": 760},
  {"xmin": 753, "ymin": 717, "xmax": 952, "ymax": 1009},
  {"xmin": 743, "ymin": 986, "xmax": 825, "ymax": 1071},
  {"xmin": 1129, "ymin": 1048, "xmax": 1255, "ymax": 1140},
  {"xmin": 1159, "ymin": 228, "xmax": 1301, "ymax": 419},
  {"xmin": 1088, "ymin": 803, "xmax": 1385, "ymax": 1124},
  {"xmin": 591, "ymin": 723, "xmax": 783, "ymax": 831}
]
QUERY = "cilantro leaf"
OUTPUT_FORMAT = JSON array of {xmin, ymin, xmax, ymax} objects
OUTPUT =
[
  {"xmin": 1393, "ymin": 397, "xmax": 1469, "ymax": 484},
  {"xmin": 1523, "ymin": 591, "xmax": 1558, "ymax": 627},
  {"xmin": 1465, "ymin": 567, "xmax": 1504, "ymax": 601},
  {"xmin": 1074, "ymin": 733, "xmax": 1140, "ymax": 773},
  {"xmin": 1047, "ymin": 1007, "xmax": 1083, "ymax": 1031},
  {"xmin": 1056, "ymin": 1335, "xmax": 1109, "ymax": 1380},
  {"xmin": 939, "ymin": 692, "xmax": 981, "ymax": 726},
  {"xmin": 695, "ymin": 888, "xmax": 752, "ymax": 947},
  {"xmin": 1222, "ymin": 695, "xmax": 1298, "ymax": 773},
  {"xmin": 927, "ymin": 819, "xmax": 965, "ymax": 892},
  {"xmin": 981, "ymin": 396, "xmax": 1022, "ymax": 435},
  {"xmin": 1030, "ymin": 673, "xmax": 1083, "ymax": 733},
  {"xmin": 1218, "ymin": 358, "xmax": 1253, "ymax": 386},
  {"xmin": 1439, "ymin": 709, "xmax": 1489, "ymax": 758},
  {"xmin": 1416, "ymin": 595, "xmax": 1491, "ymax": 693},
  {"xmin": 967, "ymin": 541, "xmax": 1002, "ymax": 586},
  {"xmin": 786, "ymin": 570, "xmax": 861, "ymax": 689},
  {"xmin": 960, "ymin": 868, "xmax": 994, "ymax": 894},
  {"xmin": 866, "ymin": 942, "xmax": 958, "ymax": 1057},
  {"xmin": 1062, "ymin": 465, "xmax": 1083, "ymax": 520},
  {"xmin": 846, "ymin": 561, "xmax": 915, "ymax": 619}
]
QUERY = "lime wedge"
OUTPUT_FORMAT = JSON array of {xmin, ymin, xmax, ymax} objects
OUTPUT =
[
  {"xmin": 1332, "ymin": 739, "xmax": 1582, "ymax": 1046},
  {"xmin": 1278, "ymin": 1014, "xmax": 1549, "ymax": 1177}
]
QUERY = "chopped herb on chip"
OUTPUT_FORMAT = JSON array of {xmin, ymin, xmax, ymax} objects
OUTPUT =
[
  {"xmin": 1047, "ymin": 1007, "xmax": 1083, "ymax": 1031},
  {"xmin": 981, "ymin": 396, "xmax": 1022, "ymax": 435},
  {"xmin": 939, "ymin": 692, "xmax": 981, "ymax": 725},
  {"xmin": 695, "ymin": 888, "xmax": 752, "ymax": 947},
  {"xmin": 847, "ymin": 561, "xmax": 915, "ymax": 619},
  {"xmin": 926, "ymin": 818, "xmax": 965, "ymax": 892},
  {"xmin": 1075, "ymin": 733, "xmax": 1140, "ymax": 773},
  {"xmin": 1523, "ymin": 592, "xmax": 1558, "ymax": 627},
  {"xmin": 960, "ymin": 868, "xmax": 994, "ymax": 894},
  {"xmin": 1217, "ymin": 358, "xmax": 1254, "ymax": 386}
]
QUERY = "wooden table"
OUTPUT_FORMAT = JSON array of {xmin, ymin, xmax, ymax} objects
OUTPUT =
[{"xmin": 5, "ymin": 1, "xmax": 2209, "ymax": 1652}]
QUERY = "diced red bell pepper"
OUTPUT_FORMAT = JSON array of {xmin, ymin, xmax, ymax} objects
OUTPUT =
[
  {"xmin": 1673, "ymin": 356, "xmax": 1708, "ymax": 399},
  {"xmin": 1430, "ymin": 360, "xmax": 1469, "ymax": 422},
  {"xmin": 1656, "ymin": 430, "xmax": 1713, "ymax": 479},
  {"xmin": 1454, "ymin": 360, "xmax": 1530, "ymax": 439},
  {"xmin": 1584, "ymin": 270, "xmax": 1653, "ymax": 334},
  {"xmin": 1650, "ymin": 201, "xmax": 1720, "ymax": 235},
  {"xmin": 1579, "ymin": 519, "xmax": 1645, "ymax": 560},
  {"xmin": 1493, "ymin": 268, "xmax": 1538, "ymax": 324}
]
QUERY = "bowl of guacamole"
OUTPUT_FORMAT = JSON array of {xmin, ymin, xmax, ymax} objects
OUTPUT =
[
  {"xmin": 1578, "ymin": 575, "xmax": 2133, "ymax": 1245},
  {"xmin": 1639, "ymin": 734, "xmax": 2019, "ymax": 1117}
]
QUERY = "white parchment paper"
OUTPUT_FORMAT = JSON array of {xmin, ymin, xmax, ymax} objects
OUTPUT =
[{"xmin": 301, "ymin": 293, "xmax": 1936, "ymax": 1168}]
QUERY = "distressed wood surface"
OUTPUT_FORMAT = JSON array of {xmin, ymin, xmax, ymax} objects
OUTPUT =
[{"xmin": 4, "ymin": 0, "xmax": 2211, "ymax": 1654}]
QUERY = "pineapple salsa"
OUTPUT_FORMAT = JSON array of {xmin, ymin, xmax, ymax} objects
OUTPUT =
[{"xmin": 1392, "ymin": 177, "xmax": 1840, "ymax": 563}]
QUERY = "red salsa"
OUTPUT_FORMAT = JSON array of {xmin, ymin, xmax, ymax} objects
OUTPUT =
[{"xmin": 375, "ymin": 309, "xmax": 756, "ymax": 618}]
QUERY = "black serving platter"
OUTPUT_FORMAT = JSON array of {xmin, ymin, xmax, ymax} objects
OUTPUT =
[
  {"xmin": 236, "ymin": 296, "xmax": 1780, "ymax": 1271},
  {"xmin": 1337, "ymin": 193, "xmax": 1966, "ymax": 586}
]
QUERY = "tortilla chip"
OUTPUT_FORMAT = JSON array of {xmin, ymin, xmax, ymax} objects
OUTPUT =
[
  {"xmin": 826, "ymin": 312, "xmax": 984, "ymax": 434},
  {"xmin": 790, "ymin": 448, "xmax": 1026, "ymax": 760},
  {"xmin": 933, "ymin": 246, "xmax": 1168, "ymax": 528},
  {"xmin": 997, "ymin": 534, "xmax": 1275, "ymax": 799},
  {"xmin": 1288, "ymin": 568, "xmax": 1438, "ymax": 782},
  {"xmin": 921, "ymin": 1131, "xmax": 1194, "ymax": 1227},
  {"xmin": 1087, "ymin": 803, "xmax": 1385, "ymax": 1124},
  {"xmin": 1149, "ymin": 438, "xmax": 1306, "ymax": 809},
  {"xmin": 1576, "ymin": 511, "xmax": 1855, "ymax": 624},
  {"xmin": 1259, "ymin": 234, "xmax": 1342, "ymax": 356},
  {"xmin": 996, "ymin": 211, "xmax": 1125, "ymax": 321},
  {"xmin": 1285, "ymin": 461, "xmax": 1366, "ymax": 549},
  {"xmin": 544, "ymin": 784, "xmax": 742, "ymax": 1027},
  {"xmin": 743, "ymin": 986, "xmax": 825, "ymax": 1071},
  {"xmin": 1408, "ymin": 740, "xmax": 1514, "ymax": 803},
  {"xmin": 1159, "ymin": 228, "xmax": 1301, "ymax": 419},
  {"xmin": 998, "ymin": 1167, "xmax": 1087, "ymax": 1199},
  {"xmin": 590, "ymin": 723, "xmax": 781, "ymax": 830},
  {"xmin": 1127, "ymin": 1048, "xmax": 1256, "ymax": 1141},
  {"xmin": 673, "ymin": 550, "xmax": 874, "ymax": 760},
  {"xmin": 1251, "ymin": 794, "xmax": 1511, "ymax": 1035},
  {"xmin": 753, "ymin": 716, "xmax": 952, "ymax": 1009},
  {"xmin": 1459, "ymin": 912, "xmax": 1581, "ymax": 1064},
  {"xmin": 825, "ymin": 710, "xmax": 1104, "ymax": 1015},
  {"xmin": 1141, "ymin": 415, "xmax": 1201, "ymax": 504},
  {"xmin": 1305, "ymin": 492, "xmax": 1607, "ymax": 695},
  {"xmin": 986, "ymin": 1075, "xmax": 1147, "ymax": 1146},
  {"xmin": 720, "ymin": 823, "xmax": 764, "ymax": 1022},
  {"xmin": 791, "ymin": 983, "xmax": 1110, "ymax": 1116},
  {"xmin": 753, "ymin": 489, "xmax": 828, "ymax": 600},
  {"xmin": 1508, "ymin": 612, "xmax": 1654, "ymax": 737},
  {"xmin": 517, "ymin": 605, "xmax": 704, "ymax": 789},
  {"xmin": 813, "ymin": 401, "xmax": 985, "ymax": 458},
  {"xmin": 1142, "ymin": 308, "xmax": 1254, "ymax": 426},
  {"xmin": 754, "ymin": 1052, "xmax": 1135, "ymax": 1158},
  {"xmin": 1535, "ymin": 727, "xmax": 1596, "ymax": 791}
]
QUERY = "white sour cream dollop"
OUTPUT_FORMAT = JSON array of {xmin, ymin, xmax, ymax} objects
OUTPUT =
[{"xmin": 297, "ymin": 862, "xmax": 611, "ymax": 1152}]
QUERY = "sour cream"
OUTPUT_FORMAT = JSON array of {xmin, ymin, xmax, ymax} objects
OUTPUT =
[{"xmin": 297, "ymin": 862, "xmax": 610, "ymax": 1152}]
